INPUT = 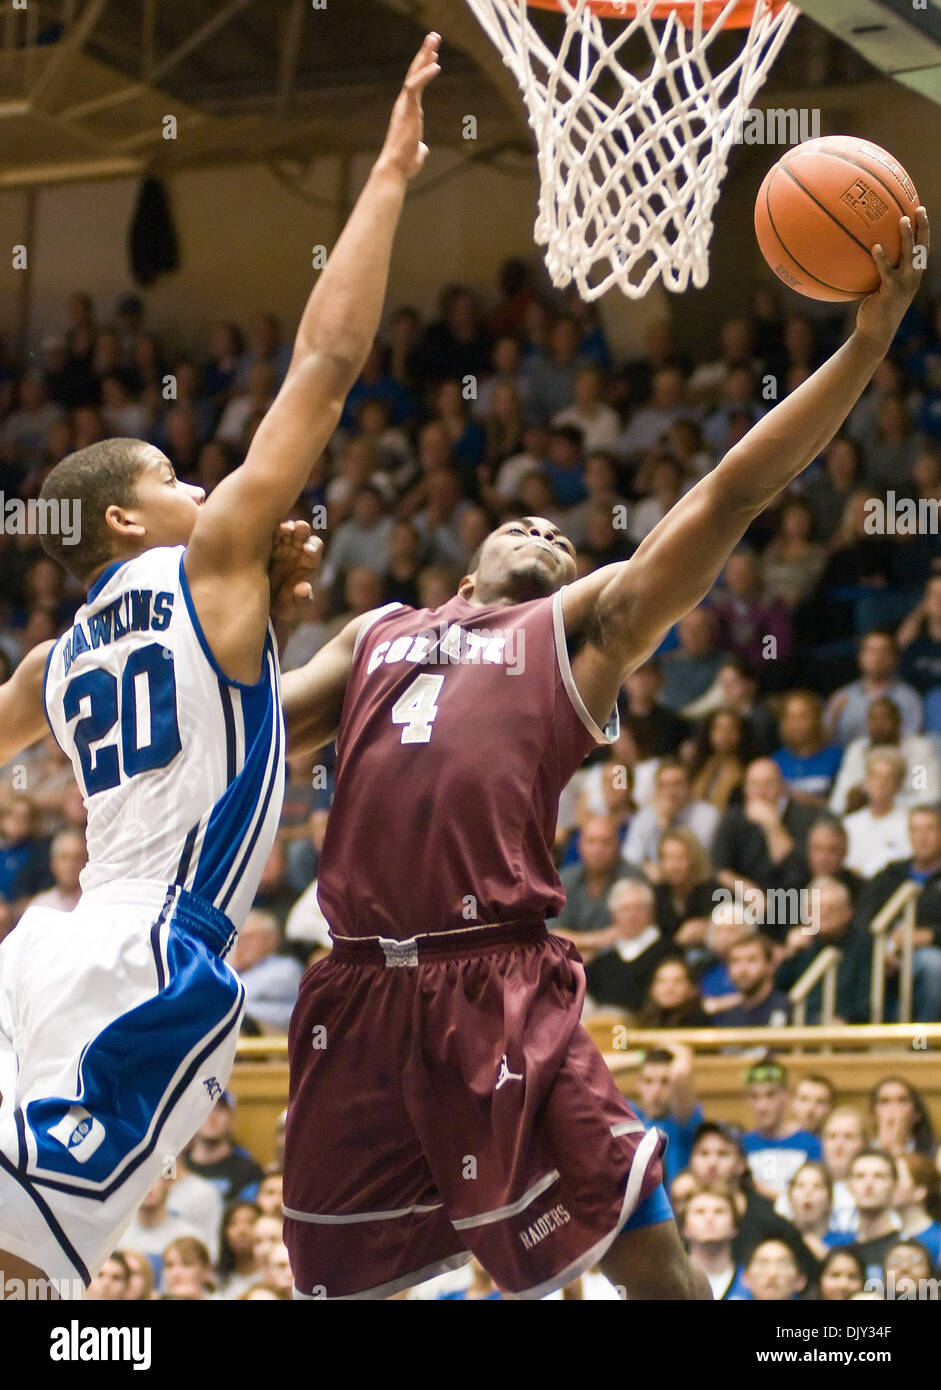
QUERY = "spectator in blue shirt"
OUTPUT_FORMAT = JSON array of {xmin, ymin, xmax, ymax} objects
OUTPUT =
[
  {"xmin": 772, "ymin": 690, "xmax": 843, "ymax": 806},
  {"xmin": 0, "ymin": 795, "xmax": 52, "ymax": 916},
  {"xmin": 542, "ymin": 424, "xmax": 587, "ymax": 508},
  {"xmin": 742, "ymin": 1059, "xmax": 823, "ymax": 1200},
  {"xmin": 712, "ymin": 933, "xmax": 792, "ymax": 1027},
  {"xmin": 229, "ymin": 910, "xmax": 303, "ymax": 1035},
  {"xmin": 630, "ymin": 1044, "xmax": 704, "ymax": 1185}
]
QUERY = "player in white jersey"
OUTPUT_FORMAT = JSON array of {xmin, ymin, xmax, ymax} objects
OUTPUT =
[{"xmin": 0, "ymin": 33, "xmax": 441, "ymax": 1296}]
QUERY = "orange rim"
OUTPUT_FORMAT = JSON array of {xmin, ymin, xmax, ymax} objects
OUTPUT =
[{"xmin": 525, "ymin": 0, "xmax": 792, "ymax": 28}]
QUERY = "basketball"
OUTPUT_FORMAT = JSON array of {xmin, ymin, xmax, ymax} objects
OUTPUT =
[{"xmin": 754, "ymin": 135, "xmax": 922, "ymax": 302}]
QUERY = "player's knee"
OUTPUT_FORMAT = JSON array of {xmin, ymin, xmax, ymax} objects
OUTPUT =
[
  {"xmin": 602, "ymin": 1221, "xmax": 701, "ymax": 1300},
  {"xmin": 634, "ymin": 1248, "xmax": 698, "ymax": 1300}
]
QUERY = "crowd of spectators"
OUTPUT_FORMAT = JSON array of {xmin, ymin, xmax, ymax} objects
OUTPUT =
[
  {"xmin": 1, "ymin": 258, "xmax": 940, "ymax": 1300},
  {"xmin": 76, "ymin": 1057, "xmax": 941, "ymax": 1301}
]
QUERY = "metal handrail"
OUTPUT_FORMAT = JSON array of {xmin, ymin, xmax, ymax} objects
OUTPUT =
[
  {"xmin": 869, "ymin": 880, "xmax": 919, "ymax": 1023},
  {"xmin": 598, "ymin": 1024, "xmax": 941, "ymax": 1061},
  {"xmin": 789, "ymin": 946, "xmax": 843, "ymax": 1026},
  {"xmin": 232, "ymin": 1023, "xmax": 941, "ymax": 1064}
]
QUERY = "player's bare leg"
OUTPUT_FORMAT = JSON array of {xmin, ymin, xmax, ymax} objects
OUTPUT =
[
  {"xmin": 600, "ymin": 1219, "xmax": 712, "ymax": 1300},
  {"xmin": 0, "ymin": 1249, "xmax": 59, "ymax": 1297}
]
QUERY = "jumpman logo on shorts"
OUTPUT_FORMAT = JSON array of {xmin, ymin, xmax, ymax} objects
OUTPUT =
[{"xmin": 495, "ymin": 1053, "xmax": 524, "ymax": 1090}]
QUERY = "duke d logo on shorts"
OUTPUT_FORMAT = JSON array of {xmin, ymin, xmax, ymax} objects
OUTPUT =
[{"xmin": 47, "ymin": 1106, "xmax": 107, "ymax": 1164}]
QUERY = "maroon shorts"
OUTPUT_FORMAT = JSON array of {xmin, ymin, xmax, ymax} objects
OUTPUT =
[{"xmin": 283, "ymin": 922, "xmax": 664, "ymax": 1300}]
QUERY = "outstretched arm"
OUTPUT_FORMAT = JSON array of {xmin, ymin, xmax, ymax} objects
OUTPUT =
[
  {"xmin": 0, "ymin": 643, "xmax": 56, "ymax": 763},
  {"xmin": 564, "ymin": 211, "xmax": 929, "ymax": 727},
  {"xmin": 182, "ymin": 33, "xmax": 441, "ymax": 683},
  {"xmin": 280, "ymin": 615, "xmax": 369, "ymax": 756}
]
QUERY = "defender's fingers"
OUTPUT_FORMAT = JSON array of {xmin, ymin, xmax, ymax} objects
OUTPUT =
[
  {"xmin": 405, "ymin": 59, "xmax": 442, "ymax": 102},
  {"xmin": 405, "ymin": 32, "xmax": 440, "ymax": 84}
]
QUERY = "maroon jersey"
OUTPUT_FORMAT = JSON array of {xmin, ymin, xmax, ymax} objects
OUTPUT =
[{"xmin": 316, "ymin": 589, "xmax": 616, "ymax": 940}]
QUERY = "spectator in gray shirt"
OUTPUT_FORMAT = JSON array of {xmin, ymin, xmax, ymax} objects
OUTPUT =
[
  {"xmin": 524, "ymin": 315, "xmax": 591, "ymax": 424},
  {"xmin": 660, "ymin": 608, "xmax": 724, "ymax": 713},
  {"xmin": 825, "ymin": 631, "xmax": 923, "ymax": 748},
  {"xmin": 319, "ymin": 483, "xmax": 394, "ymax": 589},
  {"xmin": 229, "ymin": 910, "xmax": 303, "ymax": 1034},
  {"xmin": 550, "ymin": 815, "xmax": 641, "ymax": 940},
  {"xmin": 623, "ymin": 759, "xmax": 720, "ymax": 878}
]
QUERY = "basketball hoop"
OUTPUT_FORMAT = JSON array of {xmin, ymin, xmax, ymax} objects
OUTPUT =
[{"xmin": 465, "ymin": 0, "xmax": 800, "ymax": 298}]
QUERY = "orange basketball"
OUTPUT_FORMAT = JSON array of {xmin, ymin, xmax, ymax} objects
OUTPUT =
[{"xmin": 754, "ymin": 135, "xmax": 921, "ymax": 302}]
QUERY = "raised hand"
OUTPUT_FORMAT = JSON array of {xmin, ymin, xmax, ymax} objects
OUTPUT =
[{"xmin": 377, "ymin": 32, "xmax": 442, "ymax": 181}]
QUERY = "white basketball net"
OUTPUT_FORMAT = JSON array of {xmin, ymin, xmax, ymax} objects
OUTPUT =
[{"xmin": 465, "ymin": 0, "xmax": 800, "ymax": 298}]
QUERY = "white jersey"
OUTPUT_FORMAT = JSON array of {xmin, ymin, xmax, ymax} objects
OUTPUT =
[{"xmin": 43, "ymin": 545, "xmax": 285, "ymax": 933}]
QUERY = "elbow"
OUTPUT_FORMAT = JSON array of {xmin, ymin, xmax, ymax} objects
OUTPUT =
[{"xmin": 290, "ymin": 346, "xmax": 361, "ymax": 399}]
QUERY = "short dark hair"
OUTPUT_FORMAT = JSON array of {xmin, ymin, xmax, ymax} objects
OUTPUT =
[
  {"xmin": 549, "ymin": 423, "xmax": 584, "ymax": 451},
  {"xmin": 102, "ymin": 1251, "xmax": 131, "ymax": 1280},
  {"xmin": 850, "ymin": 1148, "xmax": 898, "ymax": 1182},
  {"xmin": 690, "ymin": 1121, "xmax": 746, "ymax": 1156},
  {"xmin": 809, "ymin": 814, "xmax": 848, "ymax": 845},
  {"xmin": 39, "ymin": 438, "xmax": 150, "ymax": 582},
  {"xmin": 730, "ymin": 932, "xmax": 777, "ymax": 964},
  {"xmin": 798, "ymin": 1073, "xmax": 837, "ymax": 1102},
  {"xmin": 639, "ymin": 1048, "xmax": 674, "ymax": 1068}
]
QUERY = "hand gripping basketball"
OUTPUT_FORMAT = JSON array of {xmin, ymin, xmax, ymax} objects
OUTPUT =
[
  {"xmin": 856, "ymin": 207, "xmax": 930, "ymax": 350},
  {"xmin": 377, "ymin": 32, "xmax": 441, "ymax": 181}
]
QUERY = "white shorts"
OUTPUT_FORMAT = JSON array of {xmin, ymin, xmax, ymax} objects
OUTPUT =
[{"xmin": 0, "ymin": 879, "xmax": 244, "ymax": 1293}]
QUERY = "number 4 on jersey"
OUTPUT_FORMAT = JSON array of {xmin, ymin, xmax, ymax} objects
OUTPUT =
[{"xmin": 391, "ymin": 673, "xmax": 443, "ymax": 744}]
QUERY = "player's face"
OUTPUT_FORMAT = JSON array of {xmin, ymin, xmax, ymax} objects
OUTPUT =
[
  {"xmin": 123, "ymin": 449, "xmax": 205, "ymax": 549},
  {"xmin": 468, "ymin": 518, "xmax": 577, "ymax": 604}
]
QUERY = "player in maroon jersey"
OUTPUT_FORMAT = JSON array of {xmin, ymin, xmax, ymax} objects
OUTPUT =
[{"xmin": 278, "ymin": 221, "xmax": 929, "ymax": 1302}]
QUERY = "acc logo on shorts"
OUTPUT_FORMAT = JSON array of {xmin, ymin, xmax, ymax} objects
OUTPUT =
[{"xmin": 47, "ymin": 1105, "xmax": 107, "ymax": 1164}]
